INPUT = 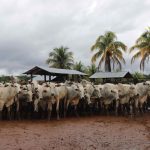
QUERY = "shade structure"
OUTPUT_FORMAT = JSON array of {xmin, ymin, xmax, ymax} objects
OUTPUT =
[
  {"xmin": 23, "ymin": 66, "xmax": 87, "ymax": 76},
  {"xmin": 90, "ymin": 71, "xmax": 133, "ymax": 79}
]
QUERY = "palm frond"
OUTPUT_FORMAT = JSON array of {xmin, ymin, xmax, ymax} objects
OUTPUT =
[
  {"xmin": 91, "ymin": 51, "xmax": 103, "ymax": 63},
  {"xmin": 131, "ymin": 51, "xmax": 141, "ymax": 64}
]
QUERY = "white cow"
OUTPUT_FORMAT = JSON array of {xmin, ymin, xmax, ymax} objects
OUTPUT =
[
  {"xmin": 135, "ymin": 81, "xmax": 150, "ymax": 113},
  {"xmin": 117, "ymin": 83, "xmax": 138, "ymax": 115},
  {"xmin": 39, "ymin": 83, "xmax": 67, "ymax": 120},
  {"xmin": 65, "ymin": 84, "xmax": 81, "ymax": 117},
  {"xmin": 76, "ymin": 83, "xmax": 85, "ymax": 100},
  {"xmin": 55, "ymin": 84, "xmax": 68, "ymax": 118},
  {"xmin": 41, "ymin": 83, "xmax": 58, "ymax": 120},
  {"xmin": 33, "ymin": 83, "xmax": 44, "ymax": 112},
  {"xmin": 81, "ymin": 81, "xmax": 103, "ymax": 115},
  {"xmin": 15, "ymin": 83, "xmax": 34, "ymax": 119},
  {"xmin": 101, "ymin": 83, "xmax": 119, "ymax": 115},
  {"xmin": 0, "ymin": 83, "xmax": 20, "ymax": 119}
]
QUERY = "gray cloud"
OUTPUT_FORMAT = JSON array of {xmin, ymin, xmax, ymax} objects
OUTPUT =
[{"xmin": 0, "ymin": 0, "xmax": 150, "ymax": 75}]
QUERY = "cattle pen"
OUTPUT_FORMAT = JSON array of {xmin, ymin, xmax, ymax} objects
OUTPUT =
[{"xmin": 0, "ymin": 68, "xmax": 149, "ymax": 150}]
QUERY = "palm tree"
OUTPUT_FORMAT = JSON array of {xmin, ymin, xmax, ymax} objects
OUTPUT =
[
  {"xmin": 91, "ymin": 31, "xmax": 127, "ymax": 72},
  {"xmin": 73, "ymin": 61, "xmax": 85, "ymax": 72},
  {"xmin": 46, "ymin": 46, "xmax": 74, "ymax": 69},
  {"xmin": 130, "ymin": 27, "xmax": 150, "ymax": 70},
  {"xmin": 86, "ymin": 64, "xmax": 97, "ymax": 76}
]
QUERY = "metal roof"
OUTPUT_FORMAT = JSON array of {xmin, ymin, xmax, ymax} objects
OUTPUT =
[
  {"xmin": 23, "ymin": 66, "xmax": 87, "ymax": 76},
  {"xmin": 47, "ymin": 67, "xmax": 86, "ymax": 75},
  {"xmin": 90, "ymin": 71, "xmax": 133, "ymax": 79}
]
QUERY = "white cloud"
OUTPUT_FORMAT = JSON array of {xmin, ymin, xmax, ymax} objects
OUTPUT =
[{"xmin": 0, "ymin": 0, "xmax": 149, "ymax": 75}]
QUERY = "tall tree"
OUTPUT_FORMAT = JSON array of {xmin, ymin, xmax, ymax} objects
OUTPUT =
[
  {"xmin": 130, "ymin": 27, "xmax": 150, "ymax": 70},
  {"xmin": 91, "ymin": 31, "xmax": 127, "ymax": 72},
  {"xmin": 46, "ymin": 46, "xmax": 74, "ymax": 69}
]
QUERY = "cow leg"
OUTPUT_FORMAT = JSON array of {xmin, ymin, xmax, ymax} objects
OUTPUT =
[
  {"xmin": 16, "ymin": 100, "xmax": 21, "ymax": 120},
  {"xmin": 11, "ymin": 103, "xmax": 16, "ymax": 120},
  {"xmin": 56, "ymin": 99, "xmax": 60, "ymax": 120},
  {"xmin": 74, "ymin": 105, "xmax": 79, "ymax": 117},
  {"xmin": 120, "ymin": 104, "xmax": 124, "ymax": 115},
  {"xmin": 115, "ymin": 100, "xmax": 119, "ymax": 116},
  {"xmin": 97, "ymin": 100, "xmax": 101, "ymax": 114},
  {"xmin": 64, "ymin": 100, "xmax": 70, "ymax": 117},
  {"xmin": 27, "ymin": 102, "xmax": 33, "ymax": 119},
  {"xmin": 134, "ymin": 98, "xmax": 139, "ymax": 116},
  {"xmin": 39, "ymin": 101, "xmax": 45, "ymax": 119},
  {"xmin": 105, "ymin": 105, "xmax": 109, "ymax": 116},
  {"xmin": 0, "ymin": 101, "xmax": 5, "ymax": 120},
  {"xmin": 17, "ymin": 111, "xmax": 21, "ymax": 120},
  {"xmin": 124, "ymin": 104, "xmax": 128, "ymax": 116},
  {"xmin": 47, "ymin": 101, "xmax": 52, "ymax": 120},
  {"xmin": 63, "ymin": 98, "xmax": 67, "ymax": 118},
  {"xmin": 82, "ymin": 99, "xmax": 87, "ymax": 116},
  {"xmin": 139, "ymin": 103, "xmax": 143, "ymax": 115},
  {"xmin": 7, "ymin": 106, "xmax": 11, "ymax": 120},
  {"xmin": 16, "ymin": 109, "xmax": 21, "ymax": 120},
  {"xmin": 135, "ymin": 106, "xmax": 139, "ymax": 116},
  {"xmin": 101, "ymin": 101, "xmax": 105, "ymax": 115},
  {"xmin": 90, "ymin": 104, "xmax": 93, "ymax": 116},
  {"xmin": 0, "ymin": 111, "xmax": 2, "ymax": 120},
  {"xmin": 129, "ymin": 103, "xmax": 133, "ymax": 116},
  {"xmin": 143, "ymin": 101, "xmax": 147, "ymax": 112},
  {"xmin": 47, "ymin": 109, "xmax": 52, "ymax": 120},
  {"xmin": 34, "ymin": 99, "xmax": 39, "ymax": 112},
  {"xmin": 95, "ymin": 101, "xmax": 99, "ymax": 112},
  {"xmin": 129, "ymin": 99, "xmax": 134, "ymax": 117}
]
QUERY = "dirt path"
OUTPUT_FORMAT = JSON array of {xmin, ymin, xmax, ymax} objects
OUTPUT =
[{"xmin": 0, "ymin": 114, "xmax": 149, "ymax": 150}]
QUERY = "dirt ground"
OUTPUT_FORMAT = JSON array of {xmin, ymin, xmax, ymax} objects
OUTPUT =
[{"xmin": 0, "ymin": 114, "xmax": 149, "ymax": 150}]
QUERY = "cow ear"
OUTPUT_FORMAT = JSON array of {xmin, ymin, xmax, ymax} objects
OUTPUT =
[{"xmin": 143, "ymin": 82, "xmax": 146, "ymax": 85}]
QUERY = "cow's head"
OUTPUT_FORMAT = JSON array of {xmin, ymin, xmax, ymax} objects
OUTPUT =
[
  {"xmin": 111, "ymin": 89, "xmax": 119, "ymax": 100},
  {"xmin": 83, "ymin": 88, "xmax": 92, "ymax": 105},
  {"xmin": 93, "ymin": 86, "xmax": 101, "ymax": 98}
]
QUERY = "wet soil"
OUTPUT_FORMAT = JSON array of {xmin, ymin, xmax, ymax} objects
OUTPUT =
[{"xmin": 0, "ymin": 114, "xmax": 149, "ymax": 150}]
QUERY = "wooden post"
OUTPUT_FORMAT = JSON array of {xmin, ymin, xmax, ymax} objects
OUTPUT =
[
  {"xmin": 31, "ymin": 74, "xmax": 33, "ymax": 82},
  {"xmin": 49, "ymin": 75, "xmax": 51, "ymax": 82},
  {"xmin": 44, "ymin": 75, "xmax": 46, "ymax": 82}
]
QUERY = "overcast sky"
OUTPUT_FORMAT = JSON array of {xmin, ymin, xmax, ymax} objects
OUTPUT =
[{"xmin": 0, "ymin": 0, "xmax": 150, "ymax": 75}]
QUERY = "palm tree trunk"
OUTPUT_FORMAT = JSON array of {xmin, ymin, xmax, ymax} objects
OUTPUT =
[{"xmin": 105, "ymin": 54, "xmax": 111, "ymax": 72}]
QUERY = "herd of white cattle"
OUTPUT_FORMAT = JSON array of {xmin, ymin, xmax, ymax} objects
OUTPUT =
[{"xmin": 0, "ymin": 79, "xmax": 150, "ymax": 120}]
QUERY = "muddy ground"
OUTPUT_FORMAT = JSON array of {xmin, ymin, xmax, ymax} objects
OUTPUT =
[{"xmin": 0, "ymin": 114, "xmax": 149, "ymax": 150}]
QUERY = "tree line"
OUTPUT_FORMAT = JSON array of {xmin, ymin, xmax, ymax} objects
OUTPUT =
[
  {"xmin": 46, "ymin": 27, "xmax": 150, "ymax": 75},
  {"xmin": 0, "ymin": 28, "xmax": 149, "ymax": 82}
]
